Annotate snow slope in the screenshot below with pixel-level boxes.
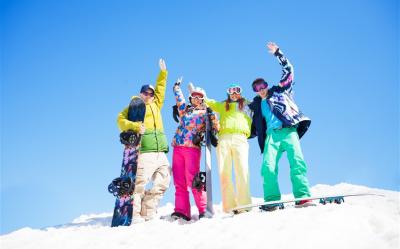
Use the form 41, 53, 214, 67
1, 183, 399, 249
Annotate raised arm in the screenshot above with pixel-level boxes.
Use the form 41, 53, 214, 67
154, 58, 168, 108
205, 98, 223, 114
267, 42, 294, 88
173, 77, 187, 117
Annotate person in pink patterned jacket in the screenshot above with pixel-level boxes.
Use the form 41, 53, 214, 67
170, 78, 219, 221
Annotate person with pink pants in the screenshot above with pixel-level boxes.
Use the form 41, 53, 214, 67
170, 79, 219, 221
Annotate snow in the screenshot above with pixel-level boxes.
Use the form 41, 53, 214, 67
1, 183, 399, 249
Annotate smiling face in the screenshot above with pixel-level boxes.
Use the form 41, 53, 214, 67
190, 92, 204, 107
253, 82, 268, 98
227, 85, 242, 101
140, 90, 154, 104
229, 92, 241, 101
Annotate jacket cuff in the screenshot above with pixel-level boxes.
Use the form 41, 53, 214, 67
274, 48, 283, 57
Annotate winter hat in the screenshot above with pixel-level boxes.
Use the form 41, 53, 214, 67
140, 84, 155, 93
188, 82, 206, 97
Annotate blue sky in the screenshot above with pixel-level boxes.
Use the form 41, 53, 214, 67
1, 0, 398, 234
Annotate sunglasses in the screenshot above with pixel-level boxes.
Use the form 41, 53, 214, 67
142, 91, 154, 97
227, 87, 242, 95
253, 83, 268, 92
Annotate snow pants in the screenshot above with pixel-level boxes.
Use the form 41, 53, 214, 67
216, 134, 251, 212
262, 127, 311, 201
172, 146, 206, 218
132, 152, 171, 220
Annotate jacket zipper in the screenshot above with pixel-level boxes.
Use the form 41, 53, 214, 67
149, 105, 159, 152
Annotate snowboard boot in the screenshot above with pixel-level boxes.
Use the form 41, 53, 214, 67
259, 203, 284, 212
295, 199, 316, 208
233, 209, 251, 215
198, 210, 213, 219
170, 212, 191, 221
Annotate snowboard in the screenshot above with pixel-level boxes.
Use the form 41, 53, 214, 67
231, 193, 384, 214
110, 97, 146, 227
204, 109, 214, 215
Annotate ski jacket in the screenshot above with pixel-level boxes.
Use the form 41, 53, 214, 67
249, 49, 311, 153
117, 70, 169, 153
172, 86, 219, 149
205, 98, 252, 138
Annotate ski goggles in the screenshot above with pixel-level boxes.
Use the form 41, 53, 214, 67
190, 93, 204, 100
227, 86, 242, 95
253, 82, 268, 92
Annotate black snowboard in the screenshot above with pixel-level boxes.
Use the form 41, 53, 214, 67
110, 97, 145, 227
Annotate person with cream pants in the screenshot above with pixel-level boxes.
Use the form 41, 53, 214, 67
205, 84, 252, 213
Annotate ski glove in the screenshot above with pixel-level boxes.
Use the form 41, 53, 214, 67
172, 105, 179, 123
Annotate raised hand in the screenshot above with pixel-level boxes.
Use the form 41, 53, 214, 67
174, 76, 183, 90
267, 42, 279, 54
159, 58, 167, 71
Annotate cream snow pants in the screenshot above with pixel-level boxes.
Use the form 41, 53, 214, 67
132, 152, 171, 220
216, 134, 251, 212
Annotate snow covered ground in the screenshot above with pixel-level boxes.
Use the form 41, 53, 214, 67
1, 183, 399, 249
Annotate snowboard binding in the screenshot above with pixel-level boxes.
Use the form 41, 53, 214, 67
259, 203, 285, 212
192, 172, 206, 191
319, 196, 345, 205
108, 176, 135, 197
119, 130, 141, 146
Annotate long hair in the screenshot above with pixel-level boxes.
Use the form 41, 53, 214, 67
225, 96, 245, 111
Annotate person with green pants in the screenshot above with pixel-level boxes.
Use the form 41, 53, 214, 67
249, 42, 313, 211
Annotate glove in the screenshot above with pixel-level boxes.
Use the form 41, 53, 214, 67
172, 105, 180, 123
210, 131, 219, 147
173, 76, 183, 90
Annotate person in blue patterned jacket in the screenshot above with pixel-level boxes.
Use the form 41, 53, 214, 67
249, 42, 313, 210
170, 79, 219, 221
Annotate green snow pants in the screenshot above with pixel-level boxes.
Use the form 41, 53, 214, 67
261, 127, 311, 202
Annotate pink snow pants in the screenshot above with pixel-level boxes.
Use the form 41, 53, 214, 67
172, 146, 206, 218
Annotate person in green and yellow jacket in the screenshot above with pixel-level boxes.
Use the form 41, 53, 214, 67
205, 84, 252, 213
117, 59, 171, 223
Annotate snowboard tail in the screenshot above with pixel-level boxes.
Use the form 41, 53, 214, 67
111, 145, 140, 227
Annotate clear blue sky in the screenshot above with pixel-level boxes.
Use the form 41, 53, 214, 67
1, 0, 398, 234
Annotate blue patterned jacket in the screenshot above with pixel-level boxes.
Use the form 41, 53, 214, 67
249, 48, 311, 153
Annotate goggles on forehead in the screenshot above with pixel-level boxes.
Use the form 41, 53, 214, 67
227, 86, 242, 95
253, 82, 268, 92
